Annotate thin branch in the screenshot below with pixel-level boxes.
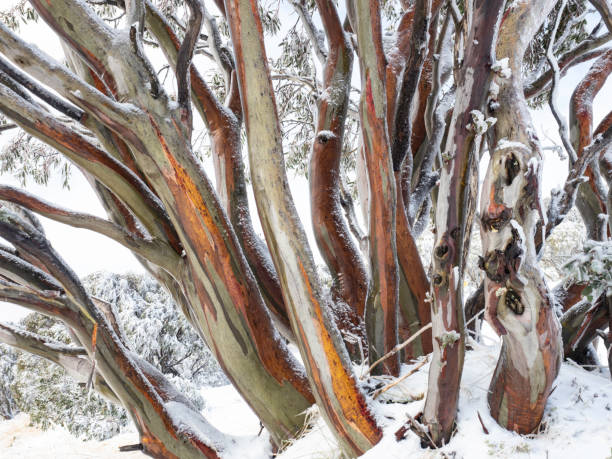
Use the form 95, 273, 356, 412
0, 56, 84, 121
125, 0, 145, 33
0, 20, 131, 126
525, 33, 612, 99
289, 0, 328, 65
176, 0, 204, 126
202, 4, 234, 88
0, 245, 63, 292
569, 47, 612, 237
372, 356, 429, 400
0, 83, 177, 251
589, 0, 612, 34
0, 185, 180, 272
0, 321, 87, 359
363, 322, 433, 377
546, 0, 579, 164
0, 123, 16, 132
0, 278, 69, 317
143, 0, 230, 131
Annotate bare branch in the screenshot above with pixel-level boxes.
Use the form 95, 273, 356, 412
0, 56, 84, 121
589, 0, 612, 34
202, 4, 234, 89
143, 0, 230, 131
569, 47, 612, 238
0, 83, 177, 250
546, 0, 579, 164
0, 20, 131, 125
290, 0, 328, 65
176, 0, 204, 127
0, 321, 86, 359
525, 33, 612, 99
0, 185, 180, 273
0, 245, 62, 292
0, 278, 68, 318
125, 0, 145, 33
545, 123, 612, 240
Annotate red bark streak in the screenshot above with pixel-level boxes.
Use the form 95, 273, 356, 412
295, 261, 382, 453
363, 68, 400, 377
148, 115, 313, 402
31, 1, 118, 95
571, 49, 612, 213
395, 172, 432, 358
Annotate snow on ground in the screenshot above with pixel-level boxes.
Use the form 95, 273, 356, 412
1, 340, 610, 458
278, 337, 612, 459
199, 384, 272, 459
0, 413, 141, 458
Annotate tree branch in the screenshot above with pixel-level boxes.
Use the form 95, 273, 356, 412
0, 55, 84, 121
589, 0, 612, 35
524, 33, 612, 99
546, 0, 579, 164
290, 0, 328, 65
0, 245, 62, 292
176, 0, 204, 128
0, 185, 180, 273
0, 83, 178, 251
0, 20, 131, 126
569, 47, 612, 238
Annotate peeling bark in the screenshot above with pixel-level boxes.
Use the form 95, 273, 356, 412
422, 0, 506, 446
224, 0, 381, 455
480, 0, 562, 435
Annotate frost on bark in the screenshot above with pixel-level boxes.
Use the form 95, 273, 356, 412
421, 0, 505, 446
0, 0, 610, 457
224, 0, 381, 455
480, 0, 562, 434
569, 48, 612, 239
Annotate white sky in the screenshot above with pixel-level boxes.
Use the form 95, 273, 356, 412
0, 3, 610, 323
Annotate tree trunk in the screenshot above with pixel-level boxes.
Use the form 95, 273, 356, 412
480, 0, 562, 434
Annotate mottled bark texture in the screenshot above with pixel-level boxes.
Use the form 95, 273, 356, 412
0, 0, 610, 457
480, 0, 562, 435
422, 0, 506, 446
308, 0, 369, 360
224, 0, 381, 455
352, 0, 401, 377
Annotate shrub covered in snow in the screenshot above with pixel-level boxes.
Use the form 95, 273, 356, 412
563, 239, 612, 303
0, 313, 128, 440
0, 272, 227, 440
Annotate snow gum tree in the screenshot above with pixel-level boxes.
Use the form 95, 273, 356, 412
0, 0, 610, 457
